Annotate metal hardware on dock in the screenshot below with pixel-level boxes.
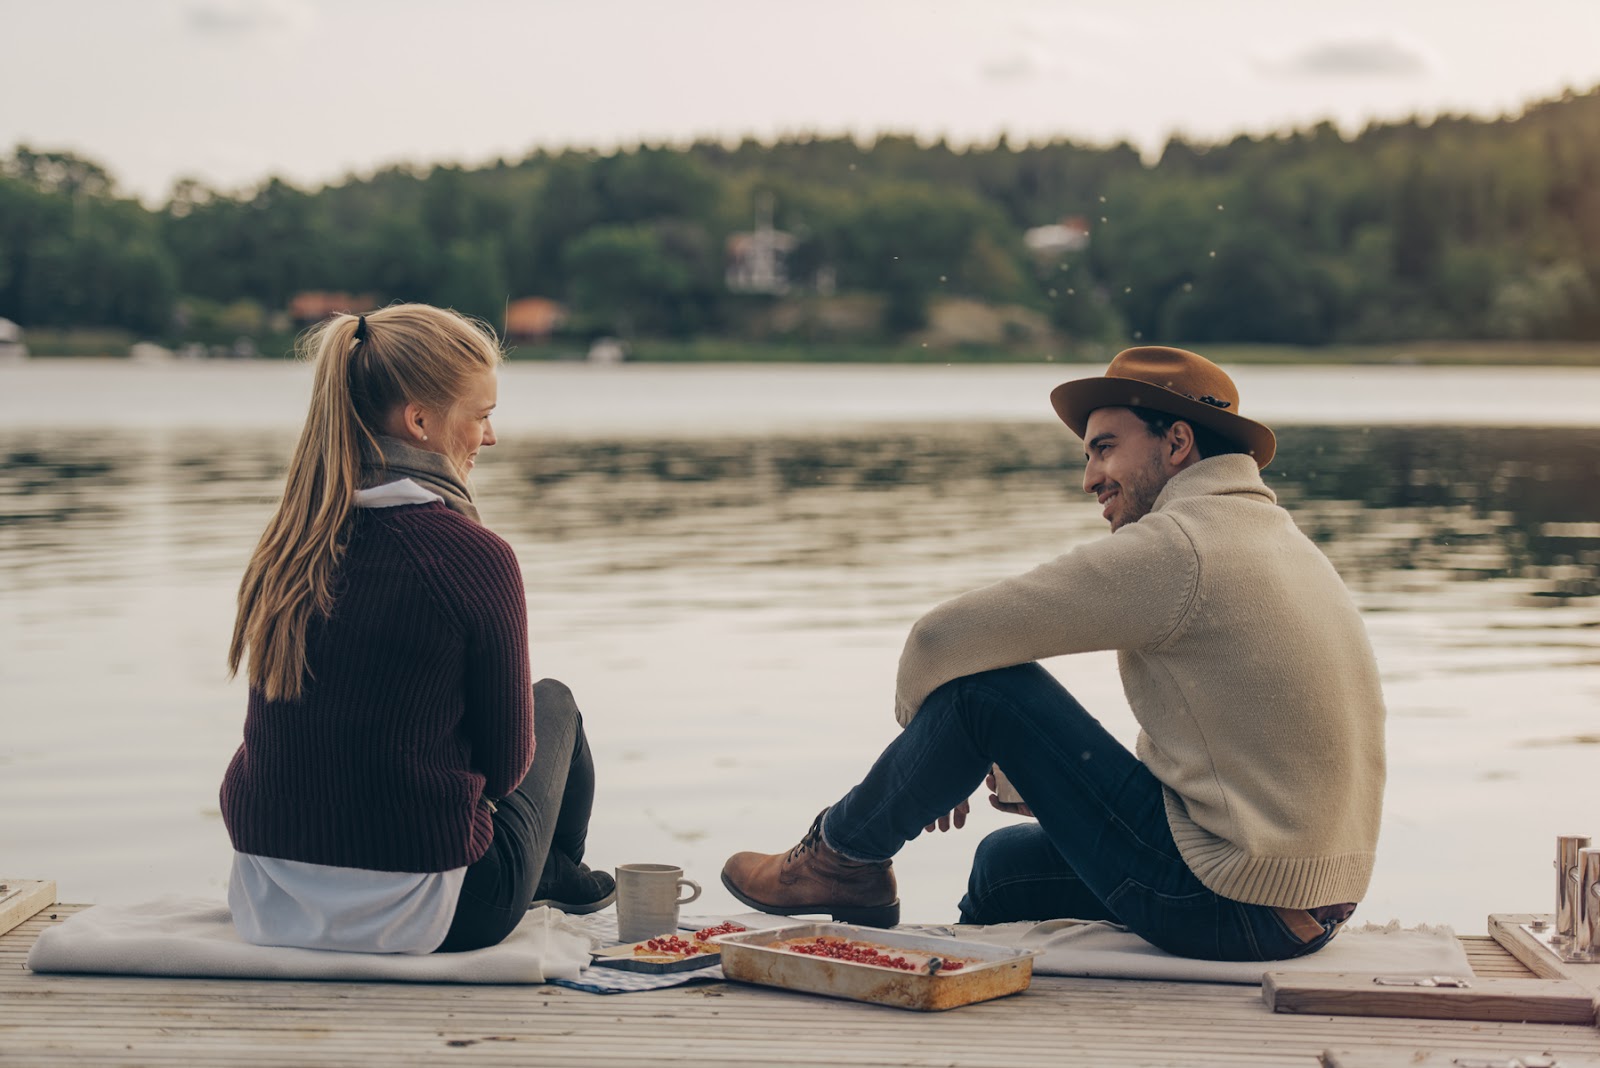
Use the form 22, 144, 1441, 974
1525, 833, 1600, 963
1371, 974, 1471, 988
1576, 847, 1600, 959
1553, 834, 1590, 944
1517, 920, 1596, 965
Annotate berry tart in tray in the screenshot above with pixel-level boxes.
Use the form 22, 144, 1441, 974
590, 921, 749, 974
715, 922, 1037, 1010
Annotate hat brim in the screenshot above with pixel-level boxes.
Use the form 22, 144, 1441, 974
1050, 376, 1277, 469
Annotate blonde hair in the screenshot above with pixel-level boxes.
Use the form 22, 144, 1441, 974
228, 303, 503, 702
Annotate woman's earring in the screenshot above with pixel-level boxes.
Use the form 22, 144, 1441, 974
422, 434, 429, 441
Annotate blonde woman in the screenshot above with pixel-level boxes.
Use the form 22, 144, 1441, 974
221, 304, 611, 954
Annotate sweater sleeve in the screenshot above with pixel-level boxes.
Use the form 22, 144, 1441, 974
893, 516, 1199, 725
452, 527, 536, 799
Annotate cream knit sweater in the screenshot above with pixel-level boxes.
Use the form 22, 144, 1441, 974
894, 454, 1386, 909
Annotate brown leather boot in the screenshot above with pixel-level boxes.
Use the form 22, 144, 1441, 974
720, 809, 900, 927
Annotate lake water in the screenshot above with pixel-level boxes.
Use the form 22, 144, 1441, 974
2, 359, 1598, 933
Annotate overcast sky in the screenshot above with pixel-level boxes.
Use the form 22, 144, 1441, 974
6, 0, 1600, 203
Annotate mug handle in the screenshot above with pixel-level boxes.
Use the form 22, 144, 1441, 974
676, 878, 702, 906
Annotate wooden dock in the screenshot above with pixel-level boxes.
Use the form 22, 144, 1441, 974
4, 902, 1599, 1068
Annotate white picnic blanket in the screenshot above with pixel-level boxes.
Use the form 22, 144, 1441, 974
25, 901, 1471, 989
939, 918, 1472, 984
681, 913, 1472, 986
25, 897, 593, 984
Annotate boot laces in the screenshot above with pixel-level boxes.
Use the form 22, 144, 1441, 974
786, 812, 827, 862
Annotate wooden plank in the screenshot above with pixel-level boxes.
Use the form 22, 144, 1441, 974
1465, 935, 1540, 979
6, 904, 1600, 1068
1491, 913, 1600, 1002
1323, 1051, 1600, 1068
0, 879, 55, 938
1265, 971, 1596, 1025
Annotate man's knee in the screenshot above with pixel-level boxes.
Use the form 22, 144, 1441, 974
931, 663, 1059, 728
970, 823, 1040, 873
951, 663, 1051, 689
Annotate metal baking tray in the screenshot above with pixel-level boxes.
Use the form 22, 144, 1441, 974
713, 922, 1037, 1011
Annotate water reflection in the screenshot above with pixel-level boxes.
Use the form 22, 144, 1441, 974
1278, 426, 1600, 603
510, 425, 1600, 608
3, 424, 1598, 608
0, 432, 291, 594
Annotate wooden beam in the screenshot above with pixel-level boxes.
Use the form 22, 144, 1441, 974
0, 879, 55, 938
1489, 913, 1600, 1004
1265, 970, 1595, 1025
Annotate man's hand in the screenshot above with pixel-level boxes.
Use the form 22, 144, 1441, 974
925, 799, 970, 833
986, 771, 1035, 819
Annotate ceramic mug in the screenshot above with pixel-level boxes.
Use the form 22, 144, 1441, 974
615, 863, 702, 942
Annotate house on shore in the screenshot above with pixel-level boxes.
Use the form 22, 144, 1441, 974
0, 318, 28, 361
504, 297, 569, 342
1023, 215, 1092, 259
726, 195, 798, 296
288, 291, 377, 327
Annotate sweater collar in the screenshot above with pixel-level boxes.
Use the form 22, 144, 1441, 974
1151, 453, 1276, 514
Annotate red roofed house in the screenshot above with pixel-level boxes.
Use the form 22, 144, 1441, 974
504, 297, 569, 341
288, 291, 378, 326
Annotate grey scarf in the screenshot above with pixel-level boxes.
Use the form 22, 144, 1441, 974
358, 434, 481, 524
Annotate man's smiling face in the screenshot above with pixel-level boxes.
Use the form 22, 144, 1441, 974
1080, 407, 1182, 531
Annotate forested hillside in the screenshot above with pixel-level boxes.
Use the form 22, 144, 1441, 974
3, 85, 1598, 348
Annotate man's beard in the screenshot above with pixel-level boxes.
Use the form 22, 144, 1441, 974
1110, 453, 1168, 530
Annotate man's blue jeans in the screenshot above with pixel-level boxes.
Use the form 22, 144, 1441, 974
821, 664, 1343, 961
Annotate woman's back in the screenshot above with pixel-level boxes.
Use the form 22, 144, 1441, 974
221, 500, 533, 874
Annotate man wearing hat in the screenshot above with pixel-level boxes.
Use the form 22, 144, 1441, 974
722, 346, 1386, 960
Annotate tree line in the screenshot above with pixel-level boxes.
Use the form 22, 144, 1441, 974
3, 84, 1599, 348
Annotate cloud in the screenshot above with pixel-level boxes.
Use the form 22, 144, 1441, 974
1006, 4, 1137, 45
980, 51, 1041, 84
975, 5, 1136, 87
184, 0, 312, 35
1267, 37, 1433, 78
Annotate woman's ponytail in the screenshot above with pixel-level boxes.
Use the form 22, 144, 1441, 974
228, 314, 368, 702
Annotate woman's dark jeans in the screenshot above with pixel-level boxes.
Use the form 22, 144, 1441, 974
437, 678, 595, 953
822, 664, 1343, 962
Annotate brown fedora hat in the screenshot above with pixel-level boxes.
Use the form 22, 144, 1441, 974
1050, 346, 1276, 468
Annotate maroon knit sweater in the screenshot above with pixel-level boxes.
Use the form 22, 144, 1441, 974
220, 502, 535, 873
